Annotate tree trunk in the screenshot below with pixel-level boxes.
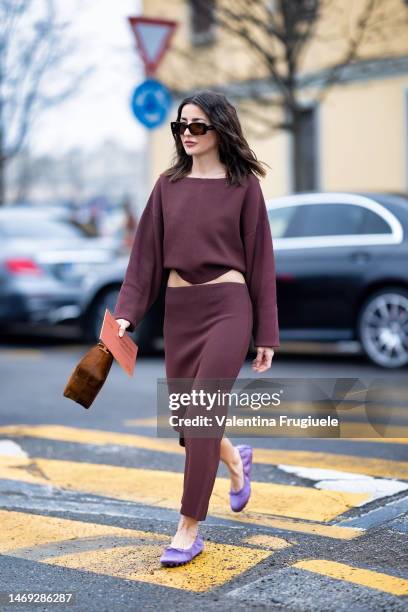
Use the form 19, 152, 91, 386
292, 112, 302, 193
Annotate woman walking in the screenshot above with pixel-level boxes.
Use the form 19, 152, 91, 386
113, 90, 280, 567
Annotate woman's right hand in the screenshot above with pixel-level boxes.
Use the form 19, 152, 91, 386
116, 319, 131, 338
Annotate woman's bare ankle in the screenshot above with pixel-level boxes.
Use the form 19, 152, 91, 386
178, 514, 198, 530
228, 447, 242, 472
229, 447, 244, 491
170, 515, 199, 548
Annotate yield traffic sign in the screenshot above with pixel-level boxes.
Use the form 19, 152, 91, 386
128, 16, 178, 76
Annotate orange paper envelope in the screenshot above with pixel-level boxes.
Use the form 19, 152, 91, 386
99, 308, 138, 377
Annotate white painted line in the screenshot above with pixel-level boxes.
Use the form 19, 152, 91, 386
278, 464, 408, 504
0, 440, 28, 457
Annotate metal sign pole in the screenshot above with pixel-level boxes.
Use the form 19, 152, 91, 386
126, 15, 178, 187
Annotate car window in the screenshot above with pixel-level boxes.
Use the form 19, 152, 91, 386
267, 206, 298, 238
284, 203, 366, 237
360, 208, 391, 234
0, 218, 88, 239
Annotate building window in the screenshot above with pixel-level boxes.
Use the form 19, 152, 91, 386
189, 0, 216, 47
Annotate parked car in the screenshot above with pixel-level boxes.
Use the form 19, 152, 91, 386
81, 191, 408, 368
266, 191, 408, 368
0, 208, 122, 331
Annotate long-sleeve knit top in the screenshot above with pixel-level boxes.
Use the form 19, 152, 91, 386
113, 172, 280, 348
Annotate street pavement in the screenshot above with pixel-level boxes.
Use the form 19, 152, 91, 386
0, 336, 407, 611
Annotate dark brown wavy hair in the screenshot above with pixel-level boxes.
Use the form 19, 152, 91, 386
162, 90, 270, 187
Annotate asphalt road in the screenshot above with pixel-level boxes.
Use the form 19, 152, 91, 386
0, 331, 407, 611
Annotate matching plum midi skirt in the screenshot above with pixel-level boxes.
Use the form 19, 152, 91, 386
163, 281, 253, 521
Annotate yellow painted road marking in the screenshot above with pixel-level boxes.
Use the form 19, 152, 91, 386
0, 424, 184, 455
253, 449, 408, 480
47, 542, 270, 592
294, 559, 408, 597
2, 423, 407, 453
125, 417, 161, 427
0, 510, 270, 593
348, 437, 408, 444
0, 453, 362, 540
0, 509, 166, 554
0, 454, 368, 523
205, 510, 362, 539
32, 458, 370, 522
0, 455, 45, 484
1, 424, 407, 478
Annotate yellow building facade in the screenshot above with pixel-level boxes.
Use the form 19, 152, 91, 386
143, 0, 408, 198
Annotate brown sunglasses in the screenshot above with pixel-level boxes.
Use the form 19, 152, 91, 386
170, 121, 216, 137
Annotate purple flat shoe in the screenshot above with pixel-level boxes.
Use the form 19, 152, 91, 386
229, 444, 253, 512
160, 534, 204, 567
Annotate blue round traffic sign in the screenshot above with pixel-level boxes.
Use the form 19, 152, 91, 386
131, 79, 172, 129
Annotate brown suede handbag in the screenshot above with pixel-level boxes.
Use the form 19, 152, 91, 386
63, 341, 114, 409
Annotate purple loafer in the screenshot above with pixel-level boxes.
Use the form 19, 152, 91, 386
229, 444, 253, 512
160, 534, 204, 567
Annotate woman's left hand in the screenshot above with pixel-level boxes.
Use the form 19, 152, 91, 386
252, 347, 275, 372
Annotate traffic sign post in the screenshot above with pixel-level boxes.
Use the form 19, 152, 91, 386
127, 16, 178, 129
126, 15, 178, 196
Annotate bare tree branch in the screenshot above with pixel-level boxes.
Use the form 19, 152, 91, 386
167, 0, 408, 191
313, 0, 380, 106
0, 0, 93, 203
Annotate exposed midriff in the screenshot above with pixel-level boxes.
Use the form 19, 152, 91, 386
167, 268, 245, 287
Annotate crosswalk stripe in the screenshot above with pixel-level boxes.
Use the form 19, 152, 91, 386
0, 454, 367, 535
0, 455, 41, 484
4, 508, 402, 596
2, 424, 404, 538
0, 424, 184, 455
293, 559, 408, 597
344, 437, 408, 444
252, 448, 408, 480
0, 424, 407, 478
0, 509, 270, 593
125, 417, 161, 426
2, 423, 408, 450
6, 454, 371, 522
205, 510, 362, 539
0, 472, 360, 540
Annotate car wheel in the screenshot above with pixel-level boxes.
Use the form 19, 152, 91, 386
357, 287, 408, 368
